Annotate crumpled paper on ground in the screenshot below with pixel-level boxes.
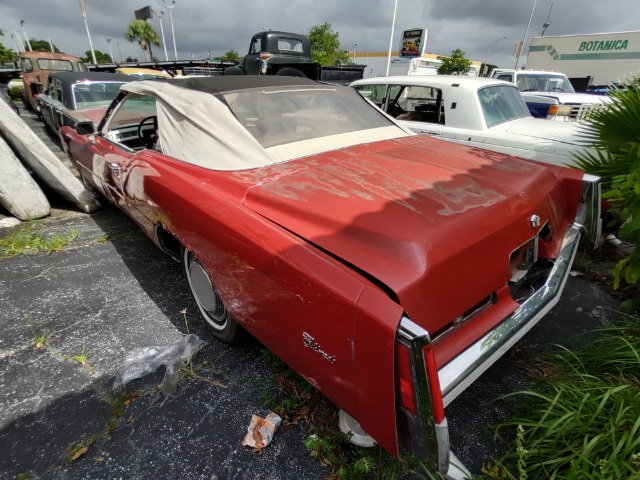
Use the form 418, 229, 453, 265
113, 334, 206, 397
242, 412, 282, 449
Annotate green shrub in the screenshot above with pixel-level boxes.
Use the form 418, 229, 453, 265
573, 79, 640, 301
494, 329, 640, 479
9, 85, 23, 101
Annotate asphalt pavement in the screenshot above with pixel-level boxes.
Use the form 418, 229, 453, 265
0, 106, 623, 479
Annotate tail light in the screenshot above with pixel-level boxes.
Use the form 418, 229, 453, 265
396, 342, 417, 415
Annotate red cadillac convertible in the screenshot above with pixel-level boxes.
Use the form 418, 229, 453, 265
61, 76, 600, 478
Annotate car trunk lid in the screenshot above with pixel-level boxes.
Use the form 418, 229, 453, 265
243, 135, 577, 336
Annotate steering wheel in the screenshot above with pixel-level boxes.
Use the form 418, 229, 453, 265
136, 116, 158, 149
386, 99, 405, 118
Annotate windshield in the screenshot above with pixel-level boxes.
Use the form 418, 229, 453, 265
478, 85, 531, 127
516, 73, 575, 93
72, 82, 125, 109
223, 86, 394, 148
37, 59, 73, 72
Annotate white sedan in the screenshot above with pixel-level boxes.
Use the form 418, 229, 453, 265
351, 75, 595, 167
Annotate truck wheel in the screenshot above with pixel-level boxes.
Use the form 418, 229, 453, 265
224, 66, 245, 75
276, 68, 307, 78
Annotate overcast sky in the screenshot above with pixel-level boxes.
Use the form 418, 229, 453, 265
1, 0, 639, 68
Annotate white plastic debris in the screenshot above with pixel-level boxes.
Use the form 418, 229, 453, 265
242, 412, 282, 449
605, 234, 622, 247
113, 334, 206, 397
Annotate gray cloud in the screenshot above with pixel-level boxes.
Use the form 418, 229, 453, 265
0, 0, 637, 68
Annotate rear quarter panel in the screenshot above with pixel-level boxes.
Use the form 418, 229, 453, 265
118, 153, 398, 422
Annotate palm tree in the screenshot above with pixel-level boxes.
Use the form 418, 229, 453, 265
124, 20, 160, 62
573, 80, 640, 295
573, 82, 640, 191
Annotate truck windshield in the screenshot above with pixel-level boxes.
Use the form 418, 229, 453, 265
517, 73, 575, 93
479, 85, 531, 127
37, 59, 74, 71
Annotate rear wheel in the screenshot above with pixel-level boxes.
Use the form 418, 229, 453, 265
181, 246, 246, 344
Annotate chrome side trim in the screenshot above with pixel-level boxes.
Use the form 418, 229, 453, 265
576, 173, 602, 249
439, 223, 581, 406
397, 317, 450, 473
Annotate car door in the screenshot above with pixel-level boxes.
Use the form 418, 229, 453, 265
102, 93, 159, 207
243, 35, 262, 75
74, 92, 156, 208
390, 84, 444, 137
39, 76, 56, 130
50, 78, 66, 131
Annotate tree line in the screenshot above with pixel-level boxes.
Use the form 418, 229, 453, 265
2, 22, 472, 73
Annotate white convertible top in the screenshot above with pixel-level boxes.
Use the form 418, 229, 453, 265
123, 80, 271, 171
122, 79, 408, 171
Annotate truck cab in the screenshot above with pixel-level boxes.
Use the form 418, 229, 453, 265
491, 68, 609, 121
19, 51, 88, 114
241, 31, 320, 78
229, 31, 364, 85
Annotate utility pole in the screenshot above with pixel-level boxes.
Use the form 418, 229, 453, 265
20, 20, 32, 51
162, 0, 178, 60
515, 0, 537, 69
385, 0, 398, 76
107, 38, 115, 63
153, 9, 169, 61
541, 3, 553, 36
11, 33, 22, 53
79, 0, 97, 64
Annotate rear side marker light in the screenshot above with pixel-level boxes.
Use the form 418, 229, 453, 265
424, 345, 445, 424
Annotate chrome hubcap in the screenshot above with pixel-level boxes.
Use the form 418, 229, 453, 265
189, 260, 217, 313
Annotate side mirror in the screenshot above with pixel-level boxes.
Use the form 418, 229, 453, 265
75, 121, 96, 136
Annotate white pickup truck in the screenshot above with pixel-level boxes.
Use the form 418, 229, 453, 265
490, 69, 609, 121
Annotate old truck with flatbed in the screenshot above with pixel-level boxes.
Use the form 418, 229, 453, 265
226, 31, 365, 85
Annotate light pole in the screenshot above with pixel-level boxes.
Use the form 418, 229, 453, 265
485, 36, 507, 66
162, 0, 178, 60
20, 20, 32, 51
352, 43, 357, 63
48, 38, 54, 52
385, 0, 398, 76
117, 42, 123, 62
11, 33, 21, 53
79, 0, 97, 64
153, 9, 169, 61
515, 0, 537, 69
107, 38, 115, 63
13, 31, 24, 52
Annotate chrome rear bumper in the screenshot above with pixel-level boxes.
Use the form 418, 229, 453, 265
439, 222, 581, 405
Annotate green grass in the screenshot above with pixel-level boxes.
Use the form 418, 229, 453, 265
72, 348, 89, 366
492, 323, 640, 479
0, 223, 79, 259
